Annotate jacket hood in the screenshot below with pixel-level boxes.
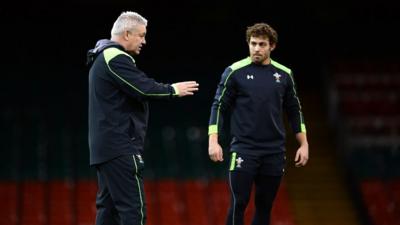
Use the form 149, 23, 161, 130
87, 39, 123, 66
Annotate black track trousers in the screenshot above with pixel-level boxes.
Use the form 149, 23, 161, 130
226, 171, 282, 225
95, 154, 146, 225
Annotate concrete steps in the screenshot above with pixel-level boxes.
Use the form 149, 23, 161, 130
283, 91, 362, 225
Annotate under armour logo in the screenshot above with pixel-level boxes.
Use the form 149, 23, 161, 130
247, 74, 254, 80
236, 157, 244, 168
273, 73, 281, 83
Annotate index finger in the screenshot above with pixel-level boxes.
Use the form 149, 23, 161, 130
184, 81, 199, 85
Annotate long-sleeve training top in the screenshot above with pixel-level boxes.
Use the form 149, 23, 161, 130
87, 39, 177, 165
208, 57, 306, 156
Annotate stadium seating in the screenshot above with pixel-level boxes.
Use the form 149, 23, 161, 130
388, 180, 400, 218
207, 179, 230, 225
360, 180, 400, 225
331, 61, 400, 225
48, 180, 74, 225
156, 179, 186, 225
144, 180, 158, 225
20, 181, 46, 225
0, 182, 18, 225
182, 180, 210, 225
0, 179, 296, 225
75, 180, 97, 225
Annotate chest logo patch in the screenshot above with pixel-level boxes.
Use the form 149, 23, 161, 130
136, 154, 144, 164
236, 157, 244, 168
246, 74, 254, 80
273, 73, 281, 83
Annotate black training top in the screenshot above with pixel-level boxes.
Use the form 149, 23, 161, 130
87, 39, 177, 165
208, 57, 306, 155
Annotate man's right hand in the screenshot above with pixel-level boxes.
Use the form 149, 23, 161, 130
172, 81, 199, 97
208, 134, 223, 162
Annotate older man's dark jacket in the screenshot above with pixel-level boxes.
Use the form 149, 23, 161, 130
87, 39, 177, 165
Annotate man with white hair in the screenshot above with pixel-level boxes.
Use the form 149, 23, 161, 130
87, 11, 199, 225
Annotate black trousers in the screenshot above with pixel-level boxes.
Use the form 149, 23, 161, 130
95, 154, 146, 225
226, 152, 283, 225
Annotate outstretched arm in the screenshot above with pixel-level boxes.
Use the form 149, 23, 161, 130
106, 50, 198, 100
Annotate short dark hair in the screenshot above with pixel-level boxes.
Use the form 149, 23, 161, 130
246, 23, 278, 45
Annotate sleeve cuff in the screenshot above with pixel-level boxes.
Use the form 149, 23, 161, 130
301, 123, 306, 133
171, 84, 179, 96
208, 125, 218, 135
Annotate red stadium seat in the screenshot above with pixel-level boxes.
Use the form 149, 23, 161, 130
182, 180, 210, 225
360, 180, 399, 225
156, 180, 185, 225
144, 180, 159, 225
207, 180, 230, 225
0, 182, 18, 225
20, 181, 46, 225
75, 180, 97, 225
48, 180, 74, 225
388, 180, 400, 223
271, 182, 296, 225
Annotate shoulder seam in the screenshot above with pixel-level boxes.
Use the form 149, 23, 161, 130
229, 57, 252, 72
103, 47, 135, 64
271, 59, 291, 74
